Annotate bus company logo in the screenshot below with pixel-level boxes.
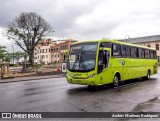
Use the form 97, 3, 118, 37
2, 113, 11, 118
119, 60, 125, 65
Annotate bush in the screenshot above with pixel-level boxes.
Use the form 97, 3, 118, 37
14, 64, 21, 67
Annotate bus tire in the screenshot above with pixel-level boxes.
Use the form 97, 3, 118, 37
113, 74, 120, 87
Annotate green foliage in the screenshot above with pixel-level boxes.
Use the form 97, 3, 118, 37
33, 64, 43, 68
13, 64, 21, 67
9, 51, 25, 63
40, 60, 45, 65
0, 45, 10, 61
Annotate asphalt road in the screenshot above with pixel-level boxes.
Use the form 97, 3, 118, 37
0, 68, 160, 113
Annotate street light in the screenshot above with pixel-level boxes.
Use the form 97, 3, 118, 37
125, 35, 130, 43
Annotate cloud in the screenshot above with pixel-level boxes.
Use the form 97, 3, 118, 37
1, 0, 160, 42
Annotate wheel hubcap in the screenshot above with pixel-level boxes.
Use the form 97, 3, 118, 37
114, 76, 119, 86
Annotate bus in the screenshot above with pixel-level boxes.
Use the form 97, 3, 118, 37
66, 39, 158, 87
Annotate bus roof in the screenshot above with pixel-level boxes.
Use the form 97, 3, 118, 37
73, 39, 156, 50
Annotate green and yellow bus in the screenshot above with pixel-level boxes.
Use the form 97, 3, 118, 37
66, 39, 158, 87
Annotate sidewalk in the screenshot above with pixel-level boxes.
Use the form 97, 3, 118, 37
0, 74, 66, 84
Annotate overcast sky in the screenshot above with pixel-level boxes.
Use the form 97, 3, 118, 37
1, 0, 160, 52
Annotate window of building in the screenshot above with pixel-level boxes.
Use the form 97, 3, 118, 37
147, 45, 150, 47
112, 44, 121, 57
155, 44, 159, 50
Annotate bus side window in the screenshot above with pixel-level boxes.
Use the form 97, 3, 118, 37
126, 46, 131, 57
121, 45, 130, 58
150, 50, 154, 59
112, 44, 121, 57
138, 48, 145, 58
121, 45, 126, 57
145, 50, 150, 59
153, 51, 157, 59
131, 47, 136, 58
135, 47, 139, 58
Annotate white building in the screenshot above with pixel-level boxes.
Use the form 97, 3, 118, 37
34, 38, 56, 64
34, 38, 77, 64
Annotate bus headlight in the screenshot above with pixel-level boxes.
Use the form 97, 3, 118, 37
87, 73, 96, 78
67, 73, 71, 77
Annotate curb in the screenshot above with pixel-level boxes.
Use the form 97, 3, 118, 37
0, 75, 66, 84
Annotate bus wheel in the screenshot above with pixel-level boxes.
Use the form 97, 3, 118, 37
113, 74, 120, 87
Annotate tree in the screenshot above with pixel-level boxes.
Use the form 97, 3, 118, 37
9, 51, 25, 64
14, 51, 25, 63
0, 45, 9, 61
5, 12, 53, 66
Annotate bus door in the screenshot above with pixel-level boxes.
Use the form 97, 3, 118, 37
97, 48, 110, 84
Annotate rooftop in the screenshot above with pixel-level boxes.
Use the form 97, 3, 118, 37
120, 35, 160, 43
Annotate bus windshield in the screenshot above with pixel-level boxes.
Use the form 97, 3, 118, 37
68, 42, 98, 72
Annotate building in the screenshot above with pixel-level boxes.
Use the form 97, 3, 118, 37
120, 35, 160, 64
34, 38, 77, 64
51, 39, 77, 63
34, 38, 56, 64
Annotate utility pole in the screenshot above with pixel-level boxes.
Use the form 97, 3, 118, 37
12, 44, 15, 74
125, 35, 130, 43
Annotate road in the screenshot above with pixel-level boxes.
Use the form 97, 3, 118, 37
0, 69, 160, 113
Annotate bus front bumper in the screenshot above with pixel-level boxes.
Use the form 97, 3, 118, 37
66, 75, 97, 85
